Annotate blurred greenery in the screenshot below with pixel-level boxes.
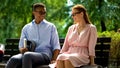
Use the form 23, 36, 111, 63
0, 0, 120, 44
98, 31, 120, 59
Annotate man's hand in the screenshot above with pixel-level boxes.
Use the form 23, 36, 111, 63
50, 60, 56, 64
51, 49, 60, 63
19, 48, 28, 54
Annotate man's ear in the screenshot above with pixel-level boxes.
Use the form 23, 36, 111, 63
32, 11, 35, 15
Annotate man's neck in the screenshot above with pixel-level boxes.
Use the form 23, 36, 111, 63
35, 19, 43, 24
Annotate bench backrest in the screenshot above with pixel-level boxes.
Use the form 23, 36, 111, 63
4, 38, 19, 61
95, 37, 111, 67
4, 37, 111, 67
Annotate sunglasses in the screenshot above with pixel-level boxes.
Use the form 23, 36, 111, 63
71, 12, 81, 17
35, 11, 46, 15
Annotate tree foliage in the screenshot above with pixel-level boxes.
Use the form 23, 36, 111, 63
70, 0, 120, 31
0, 0, 68, 43
0, 0, 120, 43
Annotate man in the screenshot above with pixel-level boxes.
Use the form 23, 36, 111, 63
6, 3, 60, 68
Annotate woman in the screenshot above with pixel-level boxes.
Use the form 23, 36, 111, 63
56, 4, 97, 68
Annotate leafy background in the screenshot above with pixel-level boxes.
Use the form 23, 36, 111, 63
0, 0, 120, 43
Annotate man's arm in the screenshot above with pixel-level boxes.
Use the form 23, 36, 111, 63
51, 49, 60, 63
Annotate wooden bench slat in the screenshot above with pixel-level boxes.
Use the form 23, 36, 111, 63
95, 51, 109, 58
5, 45, 18, 49
6, 38, 19, 43
95, 58, 109, 67
5, 50, 19, 55
97, 37, 111, 43
95, 44, 110, 50
59, 38, 64, 43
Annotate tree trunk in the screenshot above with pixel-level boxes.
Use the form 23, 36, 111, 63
101, 20, 106, 32
99, 0, 106, 32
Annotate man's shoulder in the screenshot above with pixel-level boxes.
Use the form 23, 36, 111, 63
43, 20, 55, 26
23, 22, 33, 29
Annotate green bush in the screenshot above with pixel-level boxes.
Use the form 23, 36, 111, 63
98, 31, 120, 59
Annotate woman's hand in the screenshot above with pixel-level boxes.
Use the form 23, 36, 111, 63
90, 63, 96, 66
89, 56, 96, 66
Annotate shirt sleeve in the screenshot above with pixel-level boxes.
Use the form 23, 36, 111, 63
19, 25, 27, 49
88, 25, 97, 56
51, 25, 61, 51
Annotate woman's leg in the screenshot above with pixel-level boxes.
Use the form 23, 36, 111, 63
64, 60, 74, 68
56, 60, 65, 68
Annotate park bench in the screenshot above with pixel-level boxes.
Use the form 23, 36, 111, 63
0, 37, 111, 68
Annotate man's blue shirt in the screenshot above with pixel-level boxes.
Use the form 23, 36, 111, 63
19, 19, 60, 59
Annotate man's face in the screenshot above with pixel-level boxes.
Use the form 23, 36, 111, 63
33, 7, 46, 21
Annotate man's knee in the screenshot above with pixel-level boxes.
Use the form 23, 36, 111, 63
8, 54, 22, 63
8, 56, 20, 63
23, 52, 33, 61
23, 52, 32, 58
6, 56, 22, 68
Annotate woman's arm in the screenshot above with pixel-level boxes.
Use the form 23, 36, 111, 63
89, 56, 95, 65
88, 25, 97, 65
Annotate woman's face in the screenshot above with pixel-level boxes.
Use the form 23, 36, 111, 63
71, 9, 83, 23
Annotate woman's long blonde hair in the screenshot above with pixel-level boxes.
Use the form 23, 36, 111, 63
72, 4, 91, 24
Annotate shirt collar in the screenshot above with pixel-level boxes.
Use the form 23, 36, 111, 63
32, 19, 46, 25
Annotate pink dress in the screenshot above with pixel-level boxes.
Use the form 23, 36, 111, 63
57, 24, 97, 67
